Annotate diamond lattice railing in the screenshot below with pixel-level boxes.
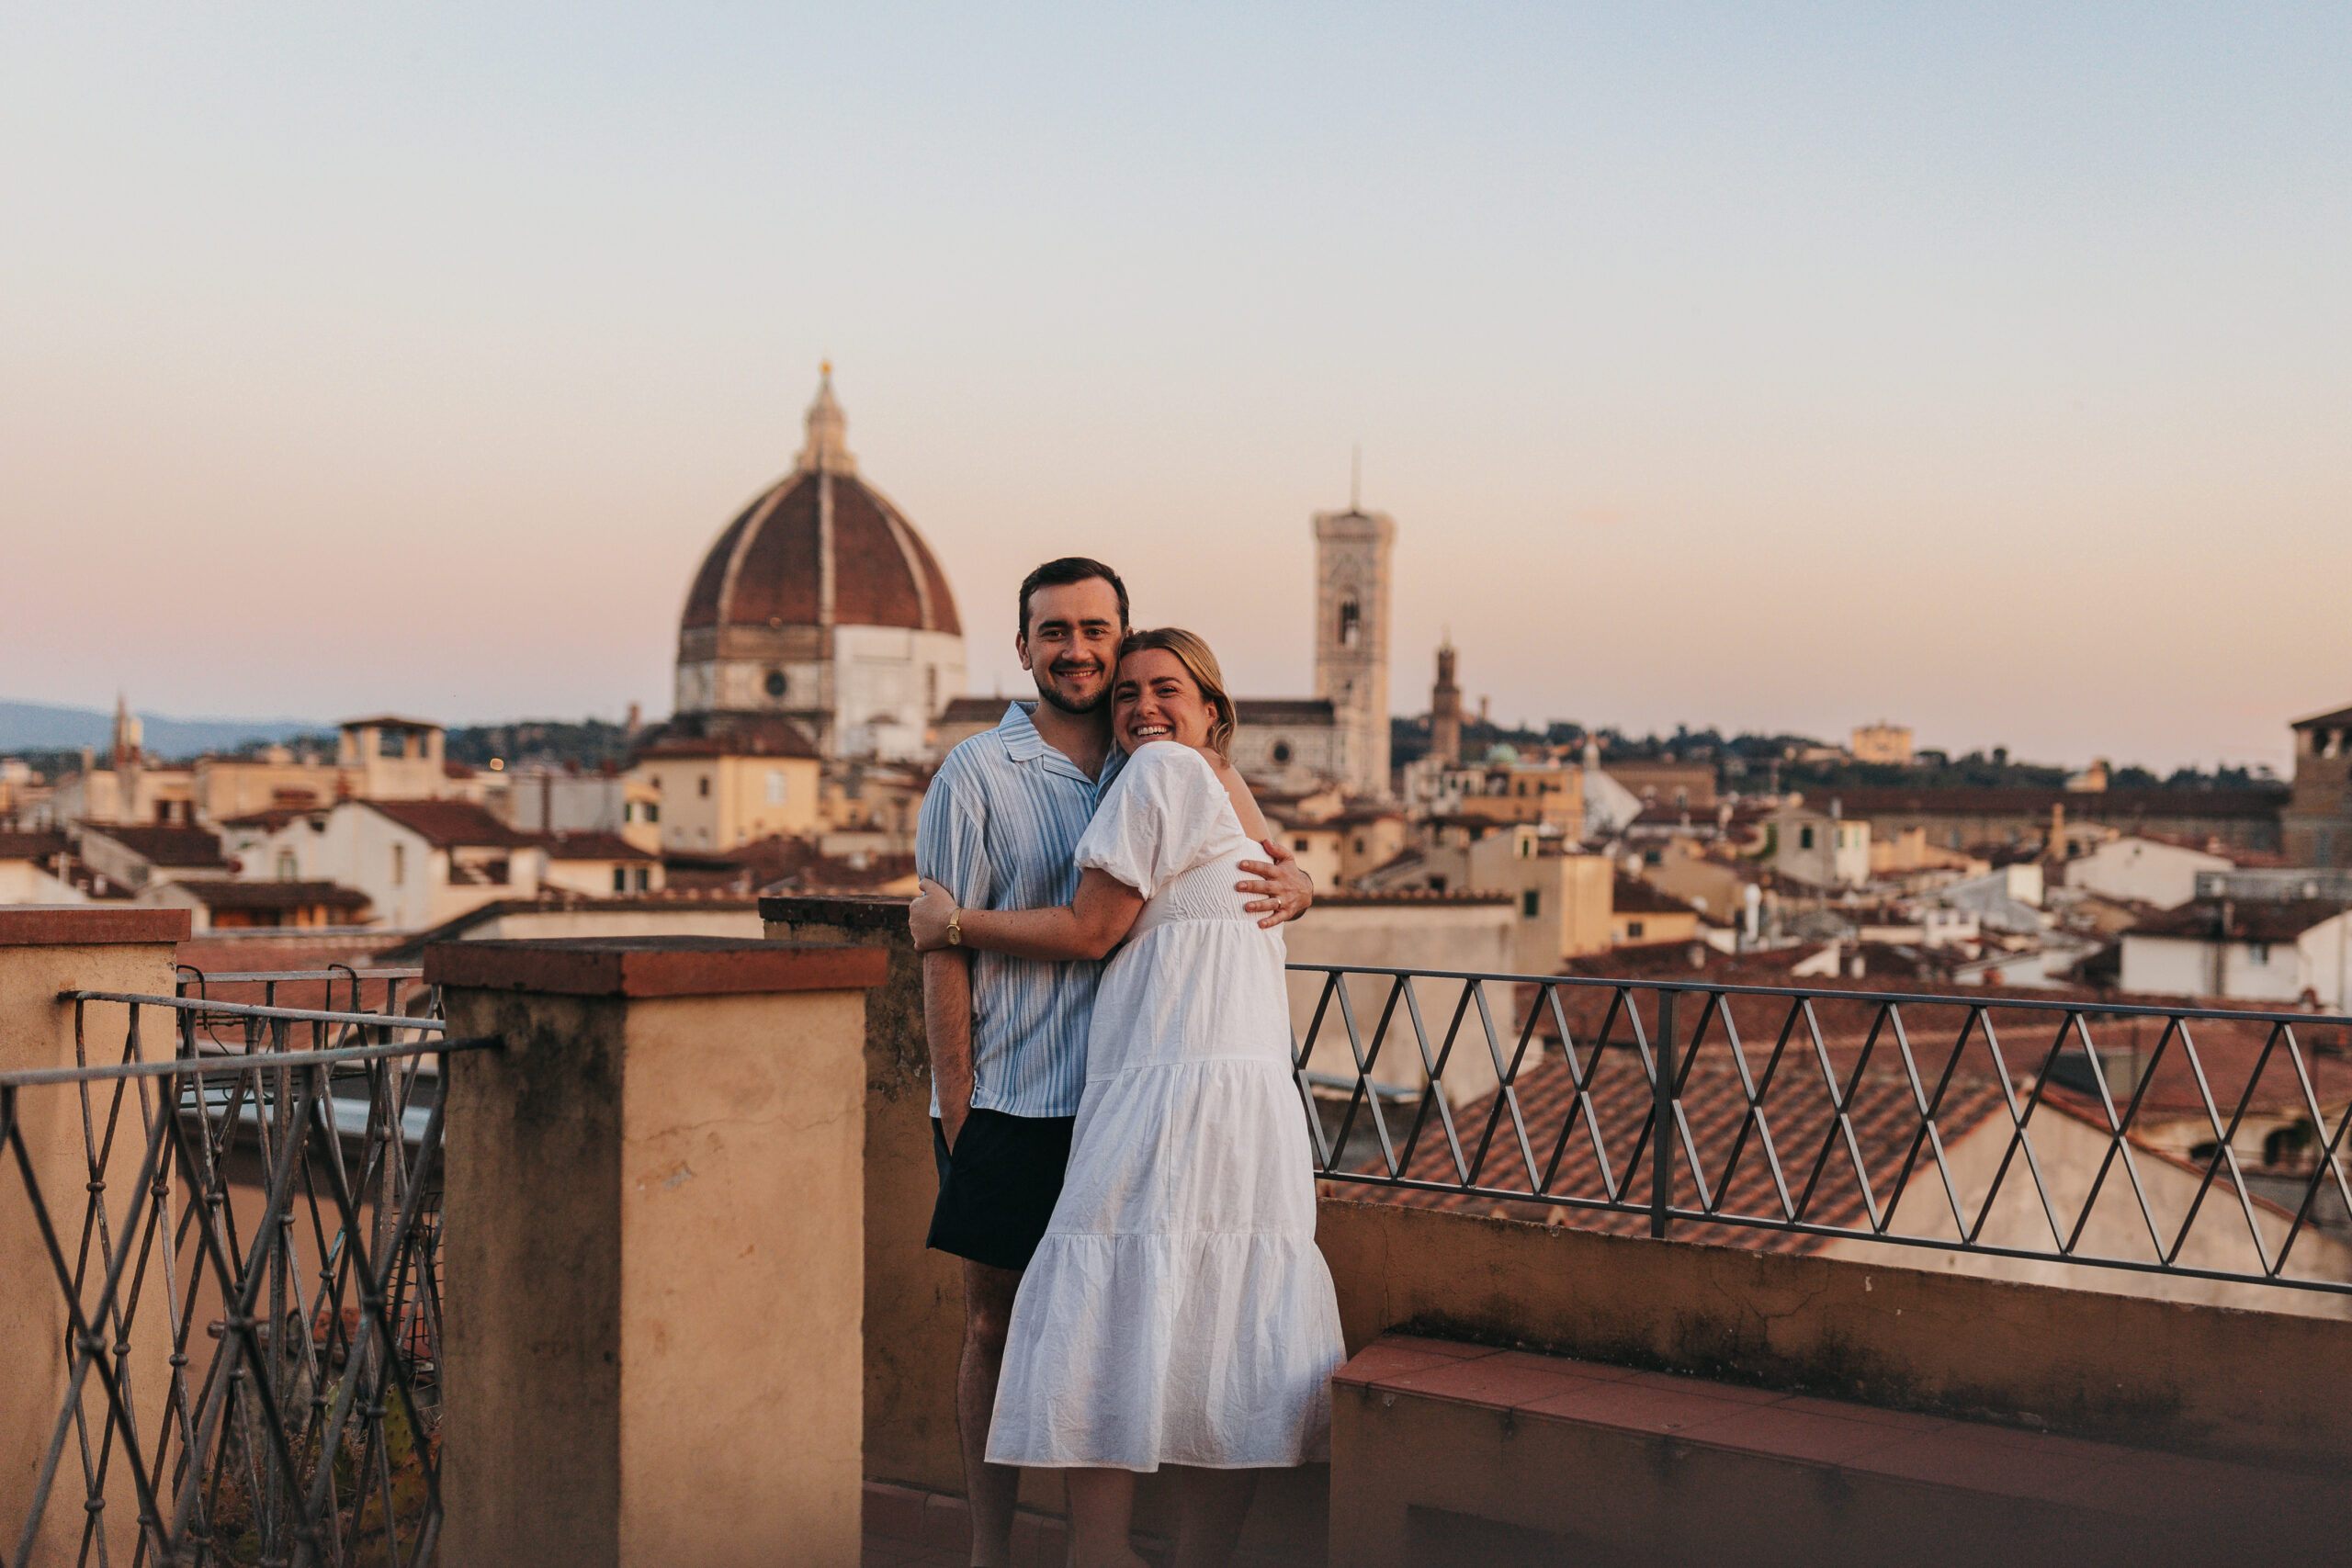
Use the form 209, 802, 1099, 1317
1291, 965, 2352, 1295
2, 969, 496, 1568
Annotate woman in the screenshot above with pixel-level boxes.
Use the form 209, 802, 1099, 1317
909, 628, 1344, 1568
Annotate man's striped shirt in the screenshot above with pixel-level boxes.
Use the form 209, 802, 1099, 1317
915, 702, 1126, 1119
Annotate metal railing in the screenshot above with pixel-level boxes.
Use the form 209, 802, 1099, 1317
1289, 964, 2352, 1297
3, 970, 497, 1567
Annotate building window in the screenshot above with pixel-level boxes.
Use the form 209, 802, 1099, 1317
766, 770, 788, 806
275, 850, 297, 881
765, 670, 788, 699
1338, 598, 1361, 649
1272, 740, 1293, 765
390, 844, 404, 886
698, 777, 711, 798
622, 802, 634, 822
1799, 826, 1815, 851
1429, 875, 1448, 893
1353, 837, 1366, 853
1294, 839, 1310, 852
613, 868, 628, 893
634, 867, 651, 892
645, 803, 660, 823
2249, 942, 2270, 966
1522, 890, 1542, 919
1627, 920, 1645, 939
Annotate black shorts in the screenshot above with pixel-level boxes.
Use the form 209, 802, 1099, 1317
928, 1108, 1077, 1273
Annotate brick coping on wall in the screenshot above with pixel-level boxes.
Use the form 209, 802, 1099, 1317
758, 894, 910, 931
423, 935, 888, 998
0, 907, 191, 946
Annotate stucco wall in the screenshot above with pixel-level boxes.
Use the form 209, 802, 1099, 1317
1315, 1198, 2352, 1472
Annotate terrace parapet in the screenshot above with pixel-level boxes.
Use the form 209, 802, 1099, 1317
429, 934, 887, 1568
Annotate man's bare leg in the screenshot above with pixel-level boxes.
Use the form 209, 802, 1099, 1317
1170, 1467, 1259, 1568
959, 1258, 1023, 1567
1065, 1468, 1147, 1567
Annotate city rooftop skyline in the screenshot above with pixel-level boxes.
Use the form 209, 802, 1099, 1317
3, 6, 2346, 772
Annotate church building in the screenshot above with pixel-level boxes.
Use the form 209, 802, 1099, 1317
1227, 502, 1396, 800
668, 367, 966, 762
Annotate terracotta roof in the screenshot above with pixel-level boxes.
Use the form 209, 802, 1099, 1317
1235, 699, 1336, 726
679, 468, 961, 637
82, 824, 229, 867
175, 880, 371, 911
939, 696, 1012, 724
539, 831, 658, 862
633, 714, 822, 761
358, 799, 531, 849
217, 807, 322, 832
2127, 899, 2346, 944
2290, 703, 2352, 731
2122, 830, 2285, 867
0, 830, 68, 860
1612, 874, 1698, 916
1831, 787, 2284, 820
1371, 1043, 2009, 1247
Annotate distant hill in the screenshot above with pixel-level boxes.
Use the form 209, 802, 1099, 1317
0, 699, 325, 760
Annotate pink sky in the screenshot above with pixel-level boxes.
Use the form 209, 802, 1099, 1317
3, 8, 2344, 772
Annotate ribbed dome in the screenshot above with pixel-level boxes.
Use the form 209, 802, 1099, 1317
680, 369, 962, 638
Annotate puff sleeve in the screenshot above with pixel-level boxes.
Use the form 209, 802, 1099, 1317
1074, 743, 1238, 899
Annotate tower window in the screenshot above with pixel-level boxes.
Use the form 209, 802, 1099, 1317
765, 670, 788, 699
1339, 598, 1361, 649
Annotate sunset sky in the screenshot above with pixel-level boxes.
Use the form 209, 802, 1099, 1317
3, 6, 2345, 771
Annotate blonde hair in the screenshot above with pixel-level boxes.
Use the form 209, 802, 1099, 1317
1116, 627, 1236, 758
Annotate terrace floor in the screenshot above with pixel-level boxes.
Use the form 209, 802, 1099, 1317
863, 1479, 1309, 1567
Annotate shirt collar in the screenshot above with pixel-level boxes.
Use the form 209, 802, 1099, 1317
997, 701, 1118, 789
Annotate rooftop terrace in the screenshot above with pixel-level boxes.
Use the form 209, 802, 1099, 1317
3, 898, 2346, 1564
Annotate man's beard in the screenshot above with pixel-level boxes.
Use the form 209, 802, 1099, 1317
1035, 666, 1109, 716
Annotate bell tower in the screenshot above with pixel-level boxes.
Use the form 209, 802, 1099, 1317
1430, 637, 1462, 767
1312, 502, 1396, 798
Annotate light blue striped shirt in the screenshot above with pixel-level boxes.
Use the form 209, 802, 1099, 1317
916, 702, 1126, 1119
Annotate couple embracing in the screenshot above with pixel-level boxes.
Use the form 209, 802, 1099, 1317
913, 557, 1345, 1568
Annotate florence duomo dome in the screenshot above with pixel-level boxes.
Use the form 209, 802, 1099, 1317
672, 367, 966, 761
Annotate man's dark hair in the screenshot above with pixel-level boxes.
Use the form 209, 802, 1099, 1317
1017, 557, 1130, 639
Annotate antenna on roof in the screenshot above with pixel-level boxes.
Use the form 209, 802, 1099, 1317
1350, 445, 1362, 512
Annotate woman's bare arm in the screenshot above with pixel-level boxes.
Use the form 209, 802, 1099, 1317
908, 869, 1144, 961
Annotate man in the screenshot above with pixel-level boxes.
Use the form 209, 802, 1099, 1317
916, 557, 1312, 1567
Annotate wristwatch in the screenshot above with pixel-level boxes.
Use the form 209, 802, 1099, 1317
947, 908, 963, 947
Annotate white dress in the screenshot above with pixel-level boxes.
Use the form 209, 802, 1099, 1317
987, 741, 1346, 1471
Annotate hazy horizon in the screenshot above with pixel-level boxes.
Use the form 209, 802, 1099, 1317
5, 6, 2346, 773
